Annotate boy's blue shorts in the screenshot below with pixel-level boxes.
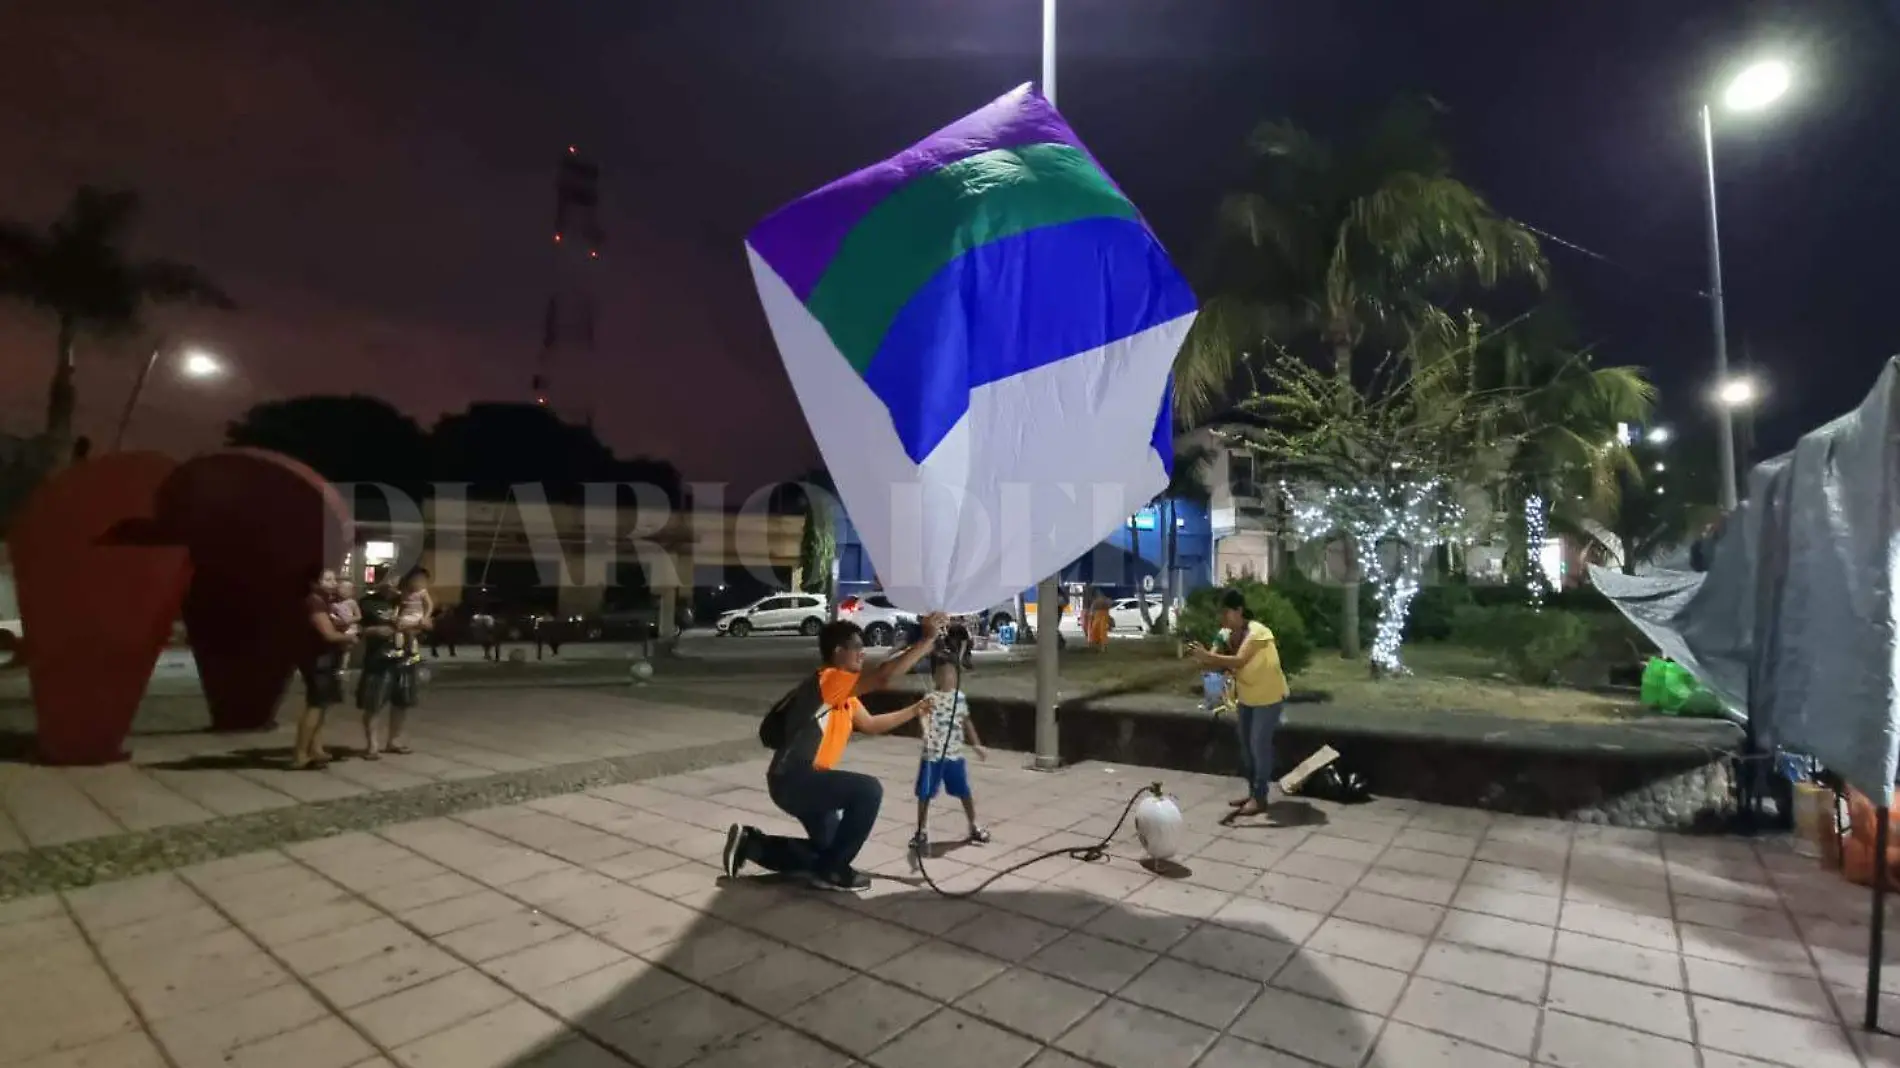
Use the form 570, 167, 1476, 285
916, 758, 971, 800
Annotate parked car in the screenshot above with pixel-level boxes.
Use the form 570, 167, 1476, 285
716, 593, 828, 637
837, 592, 921, 647
1108, 596, 1166, 632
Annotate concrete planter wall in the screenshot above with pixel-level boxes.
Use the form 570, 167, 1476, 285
866, 690, 1742, 832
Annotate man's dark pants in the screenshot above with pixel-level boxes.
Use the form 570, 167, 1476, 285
750, 768, 883, 875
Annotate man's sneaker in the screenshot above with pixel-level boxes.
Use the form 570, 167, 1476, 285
805, 866, 872, 893
968, 825, 992, 845
722, 824, 752, 879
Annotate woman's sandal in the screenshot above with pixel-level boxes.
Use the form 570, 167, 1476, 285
385, 744, 413, 755
361, 749, 381, 761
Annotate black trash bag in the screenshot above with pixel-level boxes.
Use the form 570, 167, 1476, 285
1302, 762, 1372, 804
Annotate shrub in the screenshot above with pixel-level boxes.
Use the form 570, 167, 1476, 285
1267, 570, 1374, 651
1404, 581, 1474, 643
1453, 605, 1593, 684
1179, 579, 1313, 677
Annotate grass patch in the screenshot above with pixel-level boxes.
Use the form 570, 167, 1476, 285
992, 639, 1646, 724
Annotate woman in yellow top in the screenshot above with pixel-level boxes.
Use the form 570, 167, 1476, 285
1188, 588, 1289, 819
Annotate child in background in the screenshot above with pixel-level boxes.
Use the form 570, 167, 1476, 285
394, 567, 434, 664
330, 580, 361, 642
909, 657, 989, 867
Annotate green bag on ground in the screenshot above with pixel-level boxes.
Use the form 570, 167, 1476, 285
1640, 657, 1723, 716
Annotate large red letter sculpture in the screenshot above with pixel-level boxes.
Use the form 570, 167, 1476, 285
160, 449, 350, 732
12, 452, 191, 764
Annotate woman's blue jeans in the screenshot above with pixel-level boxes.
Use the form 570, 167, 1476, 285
1235, 701, 1285, 803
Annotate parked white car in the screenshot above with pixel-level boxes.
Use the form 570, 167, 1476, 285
1109, 596, 1166, 631
716, 593, 828, 637
837, 592, 919, 646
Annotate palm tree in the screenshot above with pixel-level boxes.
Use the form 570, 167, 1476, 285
0, 187, 233, 464
1180, 96, 1547, 656
1469, 308, 1656, 577
1154, 441, 1213, 634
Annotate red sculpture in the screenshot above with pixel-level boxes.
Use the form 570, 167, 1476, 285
11, 447, 350, 762
161, 449, 350, 732
11, 452, 191, 765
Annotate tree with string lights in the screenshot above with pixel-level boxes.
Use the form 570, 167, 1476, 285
1220, 323, 1518, 676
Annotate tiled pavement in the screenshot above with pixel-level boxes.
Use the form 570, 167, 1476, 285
0, 734, 1893, 1068
0, 689, 756, 853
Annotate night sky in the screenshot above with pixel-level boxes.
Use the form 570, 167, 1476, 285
2, 0, 1896, 490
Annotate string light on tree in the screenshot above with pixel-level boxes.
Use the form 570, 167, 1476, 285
1281, 478, 1467, 675
1523, 494, 1550, 609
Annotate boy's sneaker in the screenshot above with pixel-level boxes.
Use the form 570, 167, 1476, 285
805, 866, 872, 893
722, 825, 754, 878
968, 825, 992, 845
908, 832, 928, 872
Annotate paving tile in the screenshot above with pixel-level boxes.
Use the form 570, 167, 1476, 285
12, 1031, 170, 1067
1416, 941, 1548, 1002
784, 973, 938, 1055
1253, 871, 1350, 913
392, 999, 570, 1068
344, 968, 516, 1048
1079, 904, 1199, 953
396, 890, 522, 937
1544, 966, 1691, 1040
1379, 846, 1471, 881
1463, 861, 1562, 896
1438, 910, 1555, 961
244, 900, 386, 949
1683, 955, 1834, 1018
1271, 948, 1408, 1016
1690, 995, 1861, 1068
1557, 901, 1677, 952
279, 918, 426, 976
1054, 998, 1219, 1068
1550, 929, 1682, 989
1118, 956, 1260, 1028
149, 983, 330, 1065
703, 944, 853, 1015
587, 894, 703, 955
1451, 885, 1562, 927
1392, 977, 1539, 1056
534, 955, 689, 1024
688, 1023, 852, 1068
0, 963, 141, 1062
803, 914, 928, 970
1166, 920, 1300, 982
1357, 869, 1457, 906
1209, 894, 1324, 943
484, 931, 629, 992
64, 873, 205, 932
1367, 1020, 1529, 1068
1306, 917, 1426, 971
110, 929, 293, 1021
1273, 852, 1370, 887
653, 920, 778, 981
1195, 1034, 1333, 1068
955, 967, 1107, 1042
873, 940, 1009, 1001
1332, 889, 1444, 938
868, 1007, 1039, 1068
1230, 987, 1380, 1068
437, 909, 573, 962
308, 943, 463, 1008
221, 1015, 376, 1068
1533, 1011, 1693, 1068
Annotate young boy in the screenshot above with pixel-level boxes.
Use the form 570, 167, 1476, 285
909, 657, 990, 867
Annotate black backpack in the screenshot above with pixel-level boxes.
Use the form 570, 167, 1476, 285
759, 673, 823, 750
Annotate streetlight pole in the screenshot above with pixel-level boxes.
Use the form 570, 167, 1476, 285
1698, 105, 1741, 512
1033, 0, 1062, 771
113, 340, 166, 451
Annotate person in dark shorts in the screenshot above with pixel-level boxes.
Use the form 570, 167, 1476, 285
293, 567, 356, 770
355, 568, 419, 759
723, 613, 945, 892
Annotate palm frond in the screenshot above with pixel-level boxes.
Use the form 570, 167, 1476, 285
133, 259, 235, 310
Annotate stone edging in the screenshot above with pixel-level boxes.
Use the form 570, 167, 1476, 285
0, 738, 760, 901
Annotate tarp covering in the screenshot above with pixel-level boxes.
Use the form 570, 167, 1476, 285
745, 84, 1194, 615
1591, 356, 1900, 803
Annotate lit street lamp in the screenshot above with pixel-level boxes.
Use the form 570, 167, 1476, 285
1701, 57, 1792, 511
114, 341, 229, 449
1645, 425, 1673, 445
1717, 376, 1760, 409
